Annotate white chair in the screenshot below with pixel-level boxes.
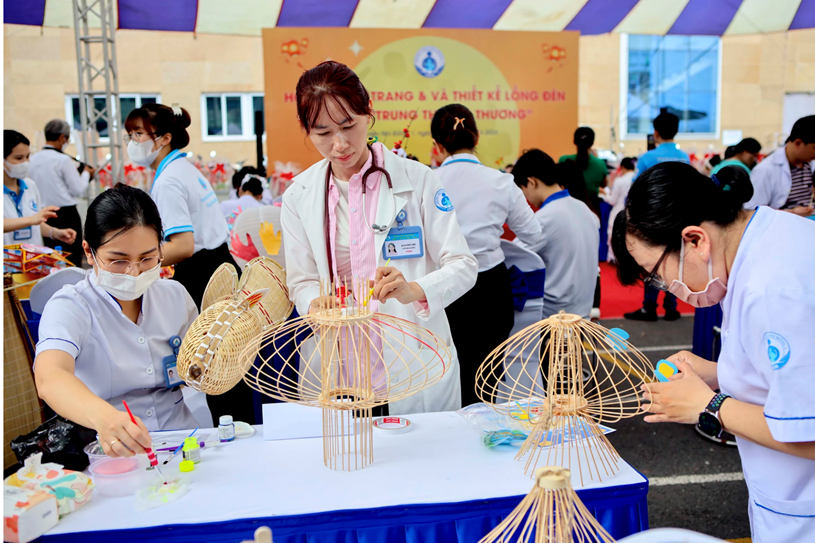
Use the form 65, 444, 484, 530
497, 240, 546, 399
230, 206, 285, 269
618, 528, 726, 543
29, 267, 87, 314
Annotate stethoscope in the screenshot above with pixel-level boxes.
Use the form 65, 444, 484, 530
323, 144, 396, 278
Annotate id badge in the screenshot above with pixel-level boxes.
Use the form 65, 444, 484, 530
383, 226, 424, 260
14, 227, 32, 241
163, 335, 184, 389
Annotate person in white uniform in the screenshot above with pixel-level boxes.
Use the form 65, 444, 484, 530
603, 157, 635, 263
431, 104, 540, 406
283, 61, 477, 415
124, 103, 251, 426
34, 185, 200, 459
745, 115, 815, 217
220, 175, 264, 219
27, 120, 94, 266
613, 163, 815, 543
230, 166, 274, 205
4, 130, 76, 247
512, 149, 600, 320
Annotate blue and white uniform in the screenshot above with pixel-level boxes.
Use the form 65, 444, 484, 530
3, 178, 44, 246
717, 207, 815, 543
149, 150, 236, 309
633, 143, 690, 181
150, 150, 229, 253
519, 190, 599, 318
35, 272, 200, 431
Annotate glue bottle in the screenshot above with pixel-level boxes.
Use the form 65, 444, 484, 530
182, 437, 201, 463
219, 415, 236, 442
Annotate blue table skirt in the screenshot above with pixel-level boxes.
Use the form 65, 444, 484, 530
40, 481, 648, 542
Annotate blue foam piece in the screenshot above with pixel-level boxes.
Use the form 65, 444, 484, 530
655, 359, 678, 382
607, 328, 630, 351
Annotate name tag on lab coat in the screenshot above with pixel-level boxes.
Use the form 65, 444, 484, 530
14, 227, 32, 241
383, 226, 424, 260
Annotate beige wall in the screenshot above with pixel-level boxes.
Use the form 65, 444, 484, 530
4, 25, 265, 163
5, 24, 815, 163
579, 29, 815, 158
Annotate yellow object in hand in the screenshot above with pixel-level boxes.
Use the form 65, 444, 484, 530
258, 222, 282, 255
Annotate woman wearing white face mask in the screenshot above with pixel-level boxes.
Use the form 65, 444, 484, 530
612, 163, 815, 543
3, 130, 76, 247
123, 103, 235, 309
34, 185, 200, 458
123, 103, 253, 426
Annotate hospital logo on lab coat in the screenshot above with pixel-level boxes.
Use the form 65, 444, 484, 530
414, 46, 445, 78
763, 332, 791, 370
434, 189, 454, 212
30, 201, 38, 212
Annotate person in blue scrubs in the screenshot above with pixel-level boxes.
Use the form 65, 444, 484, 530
612, 163, 815, 543
625, 110, 690, 322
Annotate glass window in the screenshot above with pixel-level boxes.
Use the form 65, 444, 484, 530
225, 96, 243, 136
206, 96, 223, 136
120, 97, 137, 125
626, 35, 719, 135
253, 96, 264, 135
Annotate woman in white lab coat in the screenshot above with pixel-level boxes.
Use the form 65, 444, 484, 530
603, 156, 634, 263
431, 104, 541, 406
612, 164, 815, 543
282, 61, 477, 414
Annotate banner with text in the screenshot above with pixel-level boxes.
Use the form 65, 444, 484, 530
263, 28, 579, 172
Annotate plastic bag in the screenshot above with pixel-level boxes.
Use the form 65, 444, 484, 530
456, 403, 533, 449
10, 416, 97, 472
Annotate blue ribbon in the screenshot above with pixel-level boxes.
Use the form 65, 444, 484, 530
508, 265, 545, 312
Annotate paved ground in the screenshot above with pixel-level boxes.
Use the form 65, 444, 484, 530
600, 316, 750, 541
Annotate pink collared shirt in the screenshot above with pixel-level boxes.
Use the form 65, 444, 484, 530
326, 143, 383, 286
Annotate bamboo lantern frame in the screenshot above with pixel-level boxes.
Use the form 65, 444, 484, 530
479, 466, 616, 543
476, 312, 654, 484
239, 277, 450, 471
202, 257, 293, 331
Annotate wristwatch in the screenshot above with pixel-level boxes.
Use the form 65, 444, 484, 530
698, 392, 731, 438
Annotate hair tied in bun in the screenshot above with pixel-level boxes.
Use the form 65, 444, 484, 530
710, 173, 732, 192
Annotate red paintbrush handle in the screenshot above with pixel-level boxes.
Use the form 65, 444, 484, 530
145, 448, 158, 467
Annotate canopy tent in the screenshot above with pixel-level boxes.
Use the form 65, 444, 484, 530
5, 0, 815, 36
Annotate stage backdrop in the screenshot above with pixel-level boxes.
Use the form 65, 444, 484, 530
263, 28, 578, 172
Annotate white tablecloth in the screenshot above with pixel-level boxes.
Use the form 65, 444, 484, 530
50, 411, 646, 536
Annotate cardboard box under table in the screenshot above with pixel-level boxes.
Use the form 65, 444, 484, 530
39, 412, 648, 542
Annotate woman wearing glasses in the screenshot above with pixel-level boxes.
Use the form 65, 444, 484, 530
123, 103, 252, 426
34, 185, 199, 458
123, 103, 235, 309
612, 163, 815, 543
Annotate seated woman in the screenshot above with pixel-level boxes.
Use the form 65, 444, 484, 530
34, 184, 199, 458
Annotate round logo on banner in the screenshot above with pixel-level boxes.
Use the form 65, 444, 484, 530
414, 46, 445, 78
764, 332, 791, 370
434, 189, 454, 212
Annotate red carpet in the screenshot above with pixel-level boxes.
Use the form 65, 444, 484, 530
599, 262, 694, 320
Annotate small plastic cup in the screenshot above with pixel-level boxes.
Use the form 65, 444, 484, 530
83, 440, 108, 465
88, 457, 145, 497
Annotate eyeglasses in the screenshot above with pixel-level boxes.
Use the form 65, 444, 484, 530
93, 251, 162, 275
123, 132, 155, 144
643, 246, 672, 291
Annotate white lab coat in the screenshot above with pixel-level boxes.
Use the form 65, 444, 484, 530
746, 147, 815, 210
717, 207, 815, 543
281, 149, 478, 414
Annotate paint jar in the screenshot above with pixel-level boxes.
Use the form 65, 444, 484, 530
182, 437, 201, 463
219, 415, 235, 442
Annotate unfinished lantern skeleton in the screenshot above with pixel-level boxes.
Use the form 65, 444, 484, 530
476, 312, 654, 484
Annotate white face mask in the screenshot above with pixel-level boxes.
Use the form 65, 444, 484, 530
128, 139, 162, 167
4, 159, 30, 180
95, 262, 161, 301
